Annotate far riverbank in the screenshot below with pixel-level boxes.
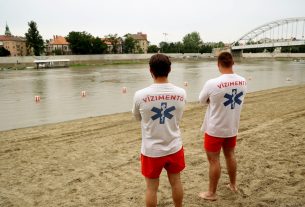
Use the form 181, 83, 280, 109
1, 53, 305, 69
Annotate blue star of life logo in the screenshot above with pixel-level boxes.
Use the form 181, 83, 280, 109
151, 102, 176, 124
223, 89, 244, 109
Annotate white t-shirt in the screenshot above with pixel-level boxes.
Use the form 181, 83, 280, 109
132, 83, 186, 157
199, 74, 247, 138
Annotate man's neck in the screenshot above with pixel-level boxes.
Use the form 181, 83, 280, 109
154, 77, 169, 84
221, 67, 234, 74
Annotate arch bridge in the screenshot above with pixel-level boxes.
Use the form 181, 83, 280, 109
231, 17, 305, 53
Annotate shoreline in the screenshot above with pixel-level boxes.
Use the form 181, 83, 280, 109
0, 84, 305, 206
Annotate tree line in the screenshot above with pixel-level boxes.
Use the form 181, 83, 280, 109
0, 21, 143, 56
147, 32, 225, 54
18, 21, 227, 56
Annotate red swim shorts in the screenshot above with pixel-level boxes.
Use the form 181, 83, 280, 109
204, 133, 237, 152
141, 147, 185, 179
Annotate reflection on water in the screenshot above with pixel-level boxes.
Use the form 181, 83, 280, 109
0, 59, 304, 131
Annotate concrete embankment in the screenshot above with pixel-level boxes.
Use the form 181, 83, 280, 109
0, 53, 214, 68
1, 53, 304, 68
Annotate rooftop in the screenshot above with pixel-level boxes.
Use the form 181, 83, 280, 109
0, 35, 26, 42
49, 35, 69, 45
130, 32, 147, 41
101, 38, 112, 45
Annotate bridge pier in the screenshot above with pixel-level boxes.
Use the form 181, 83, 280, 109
231, 49, 243, 58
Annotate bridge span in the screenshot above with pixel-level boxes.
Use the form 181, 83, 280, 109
230, 17, 305, 55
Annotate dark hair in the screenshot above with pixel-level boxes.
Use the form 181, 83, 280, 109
218, 52, 234, 68
149, 54, 171, 78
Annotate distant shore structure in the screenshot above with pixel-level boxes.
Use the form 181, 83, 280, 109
121, 87, 127, 94
81, 91, 87, 97
46, 35, 72, 55
130, 32, 148, 54
0, 23, 27, 56
34, 59, 70, 69
35, 96, 41, 102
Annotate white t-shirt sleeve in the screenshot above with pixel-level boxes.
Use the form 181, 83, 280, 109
183, 89, 187, 104
199, 81, 211, 104
178, 89, 187, 120
132, 92, 142, 121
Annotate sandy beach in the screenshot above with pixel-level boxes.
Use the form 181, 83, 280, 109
0, 84, 305, 207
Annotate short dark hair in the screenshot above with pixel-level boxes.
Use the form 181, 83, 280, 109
149, 54, 171, 78
218, 52, 234, 68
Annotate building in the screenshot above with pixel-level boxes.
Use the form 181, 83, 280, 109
46, 35, 71, 55
101, 37, 123, 54
0, 24, 27, 56
101, 38, 113, 53
130, 32, 148, 53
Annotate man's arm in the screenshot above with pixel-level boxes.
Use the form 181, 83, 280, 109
132, 93, 142, 121
199, 82, 210, 104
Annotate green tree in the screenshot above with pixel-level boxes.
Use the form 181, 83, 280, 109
175, 42, 184, 53
123, 34, 137, 53
159, 41, 169, 53
159, 41, 183, 53
182, 31, 203, 53
147, 45, 159, 53
0, 47, 11, 56
92, 37, 107, 54
199, 44, 213, 53
66, 31, 107, 54
281, 45, 305, 53
265, 47, 275, 53
215, 41, 225, 48
25, 21, 44, 56
136, 46, 144, 54
66, 31, 92, 54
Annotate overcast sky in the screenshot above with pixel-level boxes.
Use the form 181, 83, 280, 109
1, 0, 305, 44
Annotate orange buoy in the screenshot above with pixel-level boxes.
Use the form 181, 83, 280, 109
35, 96, 41, 102
81, 91, 86, 97
122, 87, 127, 94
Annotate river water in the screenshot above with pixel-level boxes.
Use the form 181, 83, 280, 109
0, 59, 305, 131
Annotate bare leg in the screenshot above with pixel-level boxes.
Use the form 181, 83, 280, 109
223, 147, 237, 192
167, 173, 183, 207
199, 151, 220, 201
145, 177, 159, 207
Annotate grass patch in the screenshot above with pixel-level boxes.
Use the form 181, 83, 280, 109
70, 60, 148, 68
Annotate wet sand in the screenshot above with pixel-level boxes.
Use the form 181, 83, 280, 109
0, 85, 305, 207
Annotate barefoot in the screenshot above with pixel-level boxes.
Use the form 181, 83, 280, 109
198, 192, 217, 201
226, 184, 238, 193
